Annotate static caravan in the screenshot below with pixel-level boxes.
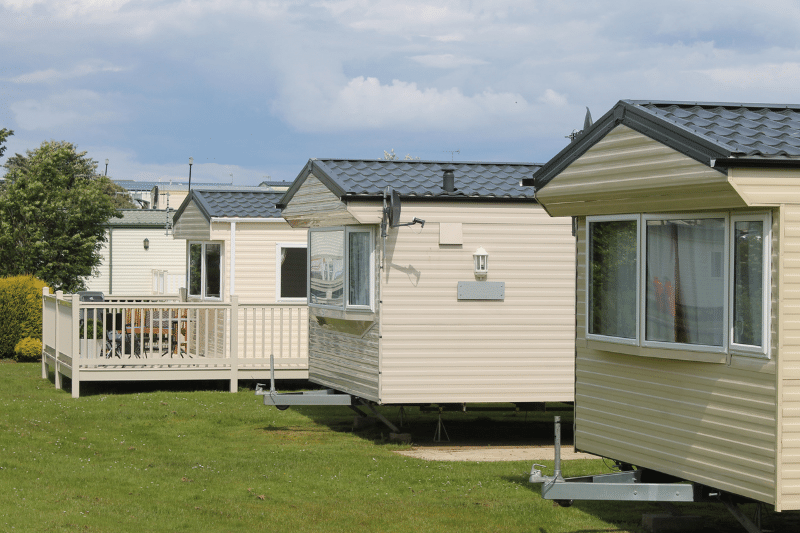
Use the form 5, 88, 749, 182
84, 209, 185, 295
173, 187, 309, 378
277, 159, 576, 406
530, 100, 800, 514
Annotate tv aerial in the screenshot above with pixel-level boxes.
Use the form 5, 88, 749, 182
380, 186, 425, 268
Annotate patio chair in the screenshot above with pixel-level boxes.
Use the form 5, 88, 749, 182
104, 312, 140, 358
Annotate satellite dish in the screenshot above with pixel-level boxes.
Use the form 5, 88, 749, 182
389, 189, 401, 228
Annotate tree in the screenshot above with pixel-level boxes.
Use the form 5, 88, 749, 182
98, 177, 137, 209
382, 149, 419, 161
0, 128, 12, 159
0, 140, 122, 292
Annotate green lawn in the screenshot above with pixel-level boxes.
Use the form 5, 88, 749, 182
1, 361, 796, 532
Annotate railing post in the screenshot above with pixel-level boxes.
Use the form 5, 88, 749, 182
229, 295, 239, 393
54, 291, 63, 390
71, 293, 80, 398
41, 287, 49, 379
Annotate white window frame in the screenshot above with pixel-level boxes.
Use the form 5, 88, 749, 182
308, 226, 374, 312
585, 214, 640, 346
729, 213, 771, 357
187, 241, 224, 301
585, 211, 771, 359
640, 213, 728, 354
275, 242, 308, 303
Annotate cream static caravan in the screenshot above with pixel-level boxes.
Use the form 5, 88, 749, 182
173, 187, 308, 379
531, 100, 800, 512
278, 159, 576, 406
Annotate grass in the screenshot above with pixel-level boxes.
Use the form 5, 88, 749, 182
2, 362, 799, 532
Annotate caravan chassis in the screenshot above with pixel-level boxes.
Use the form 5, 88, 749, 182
529, 417, 765, 533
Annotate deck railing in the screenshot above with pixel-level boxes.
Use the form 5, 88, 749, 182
41, 289, 308, 398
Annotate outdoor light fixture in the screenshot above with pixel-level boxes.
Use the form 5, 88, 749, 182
474, 247, 488, 279
143, 238, 150, 250
188, 157, 194, 191
104, 159, 109, 176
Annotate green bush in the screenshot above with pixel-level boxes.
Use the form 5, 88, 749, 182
0, 275, 48, 358
13, 337, 42, 362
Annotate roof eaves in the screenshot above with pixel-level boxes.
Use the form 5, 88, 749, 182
529, 100, 733, 189
277, 160, 314, 209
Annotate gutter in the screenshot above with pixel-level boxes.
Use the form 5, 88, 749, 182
711, 157, 800, 169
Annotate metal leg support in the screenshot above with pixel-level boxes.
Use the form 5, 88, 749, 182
433, 410, 449, 442
722, 499, 763, 533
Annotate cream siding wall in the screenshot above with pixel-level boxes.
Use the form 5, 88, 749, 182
193, 220, 309, 376
282, 174, 360, 228
379, 203, 575, 404
173, 203, 211, 240
208, 221, 307, 304
729, 168, 800, 206
84, 228, 186, 294
537, 125, 746, 217
308, 309, 381, 401
573, 216, 779, 506
780, 205, 800, 510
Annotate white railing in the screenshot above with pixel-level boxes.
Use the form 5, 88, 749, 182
41, 289, 308, 398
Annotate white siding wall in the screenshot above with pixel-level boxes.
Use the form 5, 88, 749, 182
84, 228, 186, 295
379, 203, 575, 404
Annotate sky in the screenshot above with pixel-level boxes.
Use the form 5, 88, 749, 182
2, 0, 800, 186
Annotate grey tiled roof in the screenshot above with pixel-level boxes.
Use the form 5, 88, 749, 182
631, 100, 800, 158
108, 209, 175, 227
307, 159, 540, 200
532, 99, 800, 189
184, 189, 284, 220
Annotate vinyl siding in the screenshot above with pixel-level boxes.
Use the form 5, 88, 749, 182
209, 221, 307, 304
282, 174, 360, 228
780, 205, 800, 510
573, 215, 779, 506
729, 168, 800, 206
201, 221, 309, 374
173, 203, 210, 240
308, 309, 380, 401
84, 228, 186, 295
379, 202, 575, 404
536, 125, 746, 217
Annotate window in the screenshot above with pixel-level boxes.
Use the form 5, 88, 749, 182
276, 243, 307, 301
586, 212, 770, 357
188, 242, 222, 299
309, 227, 373, 310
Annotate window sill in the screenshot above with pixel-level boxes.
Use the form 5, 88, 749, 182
586, 339, 727, 364
310, 305, 376, 322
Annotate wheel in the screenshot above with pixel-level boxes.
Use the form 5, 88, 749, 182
555, 500, 573, 508
276, 405, 290, 411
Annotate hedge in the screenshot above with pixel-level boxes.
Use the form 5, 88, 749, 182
0, 276, 49, 359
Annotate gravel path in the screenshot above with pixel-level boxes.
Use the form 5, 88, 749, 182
395, 445, 597, 462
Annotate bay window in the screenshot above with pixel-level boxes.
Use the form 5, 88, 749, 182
309, 227, 373, 310
586, 212, 770, 357
188, 242, 222, 299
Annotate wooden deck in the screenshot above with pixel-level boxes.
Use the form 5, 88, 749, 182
41, 290, 308, 397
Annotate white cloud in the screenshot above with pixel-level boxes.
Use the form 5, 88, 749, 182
276, 74, 538, 133
11, 61, 126, 84
10, 90, 126, 131
410, 54, 487, 69
698, 63, 800, 93
538, 89, 569, 107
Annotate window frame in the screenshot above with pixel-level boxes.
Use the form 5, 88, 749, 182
187, 241, 224, 301
307, 226, 375, 312
729, 213, 771, 357
640, 213, 728, 354
585, 211, 771, 359
275, 242, 308, 303
585, 214, 640, 346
